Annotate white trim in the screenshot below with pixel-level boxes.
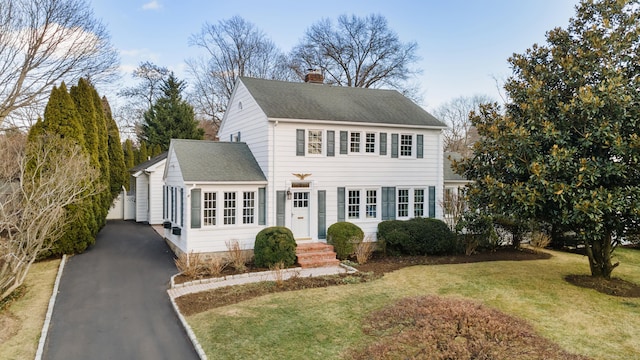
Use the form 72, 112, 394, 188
267, 117, 447, 129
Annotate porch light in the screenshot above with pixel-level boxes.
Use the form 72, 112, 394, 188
286, 189, 292, 200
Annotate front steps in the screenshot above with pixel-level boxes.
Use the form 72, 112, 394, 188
296, 243, 340, 268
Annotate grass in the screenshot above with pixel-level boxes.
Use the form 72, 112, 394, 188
186, 248, 640, 360
0, 259, 61, 360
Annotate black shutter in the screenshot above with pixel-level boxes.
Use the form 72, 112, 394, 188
428, 186, 436, 218
337, 187, 345, 221
339, 131, 348, 154
276, 190, 286, 226
327, 131, 335, 157
391, 134, 399, 158
417, 134, 424, 158
180, 188, 184, 227
318, 190, 326, 239
296, 129, 305, 156
380, 132, 387, 155
258, 187, 266, 225
381, 187, 396, 220
191, 188, 201, 228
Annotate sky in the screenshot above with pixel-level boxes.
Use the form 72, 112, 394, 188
88, 0, 580, 111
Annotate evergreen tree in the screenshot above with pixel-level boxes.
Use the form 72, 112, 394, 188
37, 83, 94, 255
139, 73, 203, 150
70, 79, 101, 235
123, 139, 135, 170
151, 144, 162, 157
102, 96, 126, 199
138, 141, 148, 164
90, 85, 111, 229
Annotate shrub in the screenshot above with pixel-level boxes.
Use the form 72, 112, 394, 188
254, 227, 296, 268
175, 251, 204, 278
378, 218, 457, 256
225, 239, 247, 272
206, 256, 228, 277
327, 222, 364, 260
354, 236, 376, 264
530, 231, 551, 249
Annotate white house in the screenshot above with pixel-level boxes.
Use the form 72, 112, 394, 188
162, 74, 447, 256
129, 152, 167, 224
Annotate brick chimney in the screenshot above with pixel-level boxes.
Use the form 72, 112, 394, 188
304, 69, 323, 84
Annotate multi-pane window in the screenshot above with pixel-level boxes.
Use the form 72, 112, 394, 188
365, 132, 376, 153
348, 190, 360, 219
308, 130, 322, 154
366, 190, 377, 218
224, 192, 236, 225
293, 192, 309, 208
203, 192, 217, 226
414, 189, 425, 217
400, 134, 413, 157
350, 132, 361, 153
243, 191, 255, 224
398, 189, 409, 217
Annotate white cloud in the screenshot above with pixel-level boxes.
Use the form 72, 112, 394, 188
142, 1, 162, 10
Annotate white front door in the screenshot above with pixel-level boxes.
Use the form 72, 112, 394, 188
291, 191, 310, 239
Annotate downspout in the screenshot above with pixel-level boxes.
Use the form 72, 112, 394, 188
272, 120, 278, 225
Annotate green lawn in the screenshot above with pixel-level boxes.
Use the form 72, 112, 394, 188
187, 248, 640, 360
0, 259, 61, 360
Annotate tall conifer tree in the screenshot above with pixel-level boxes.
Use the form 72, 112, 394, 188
102, 96, 127, 199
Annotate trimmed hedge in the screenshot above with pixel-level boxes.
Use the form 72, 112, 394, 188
378, 218, 457, 256
254, 226, 297, 268
327, 222, 364, 260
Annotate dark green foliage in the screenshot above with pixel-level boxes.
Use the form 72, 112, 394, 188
123, 139, 135, 170
254, 227, 297, 268
327, 222, 364, 260
455, 0, 640, 278
139, 73, 204, 151
151, 144, 162, 157
42, 83, 85, 148
378, 218, 457, 256
137, 141, 148, 165
103, 96, 127, 199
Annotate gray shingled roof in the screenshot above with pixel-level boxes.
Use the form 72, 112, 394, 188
170, 139, 266, 182
129, 151, 167, 173
444, 152, 467, 181
240, 77, 446, 128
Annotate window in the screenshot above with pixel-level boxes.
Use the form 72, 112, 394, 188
243, 191, 255, 224
293, 192, 309, 208
203, 192, 216, 226
350, 132, 361, 153
348, 190, 360, 219
224, 192, 236, 225
308, 130, 322, 155
414, 189, 425, 217
366, 190, 377, 218
400, 134, 413, 157
365, 132, 376, 153
398, 189, 409, 217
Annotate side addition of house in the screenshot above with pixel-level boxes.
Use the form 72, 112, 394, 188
162, 74, 447, 256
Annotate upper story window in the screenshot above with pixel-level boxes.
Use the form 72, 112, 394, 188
400, 134, 413, 157
308, 130, 322, 155
365, 132, 376, 153
350, 132, 361, 153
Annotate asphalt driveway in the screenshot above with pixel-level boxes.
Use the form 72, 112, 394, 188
43, 220, 199, 360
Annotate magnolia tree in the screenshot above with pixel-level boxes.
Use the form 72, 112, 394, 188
456, 0, 640, 278
0, 134, 100, 300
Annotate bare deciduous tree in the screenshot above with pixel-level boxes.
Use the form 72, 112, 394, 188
187, 16, 293, 130
0, 0, 119, 129
433, 95, 494, 157
290, 14, 421, 99
116, 62, 170, 139
0, 134, 100, 300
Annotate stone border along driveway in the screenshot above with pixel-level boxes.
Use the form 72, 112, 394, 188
166, 264, 355, 360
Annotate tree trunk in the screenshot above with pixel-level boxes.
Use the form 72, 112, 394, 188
584, 230, 618, 279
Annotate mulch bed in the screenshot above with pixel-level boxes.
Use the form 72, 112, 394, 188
565, 275, 640, 297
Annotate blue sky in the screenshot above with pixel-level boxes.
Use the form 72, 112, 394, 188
89, 0, 579, 110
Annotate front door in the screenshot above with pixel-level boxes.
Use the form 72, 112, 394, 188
291, 191, 310, 239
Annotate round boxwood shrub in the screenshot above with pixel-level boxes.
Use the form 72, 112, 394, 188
254, 226, 296, 268
327, 222, 364, 260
